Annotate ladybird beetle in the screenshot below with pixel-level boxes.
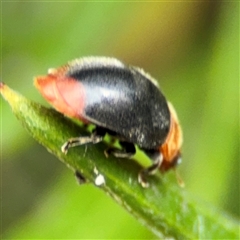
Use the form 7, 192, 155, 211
34, 57, 183, 187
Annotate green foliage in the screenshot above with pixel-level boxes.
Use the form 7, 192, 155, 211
1, 84, 239, 239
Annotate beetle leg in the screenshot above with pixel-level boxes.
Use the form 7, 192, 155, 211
61, 127, 106, 154
61, 135, 103, 154
138, 150, 163, 188
104, 141, 136, 158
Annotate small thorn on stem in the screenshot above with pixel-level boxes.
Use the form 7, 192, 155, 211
104, 149, 109, 158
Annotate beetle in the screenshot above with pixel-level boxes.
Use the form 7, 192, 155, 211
34, 57, 183, 187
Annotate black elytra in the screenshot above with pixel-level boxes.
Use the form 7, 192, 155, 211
66, 62, 171, 150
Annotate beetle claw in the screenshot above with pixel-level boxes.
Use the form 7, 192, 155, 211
138, 171, 149, 188
61, 142, 69, 154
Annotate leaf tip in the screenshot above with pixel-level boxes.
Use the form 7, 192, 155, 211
0, 82, 23, 109
0, 81, 5, 91
0, 81, 9, 99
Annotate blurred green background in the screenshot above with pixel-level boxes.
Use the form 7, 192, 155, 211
2, 2, 239, 239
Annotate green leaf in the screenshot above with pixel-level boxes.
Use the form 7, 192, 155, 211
1, 83, 239, 239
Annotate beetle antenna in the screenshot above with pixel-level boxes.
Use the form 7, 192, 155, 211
174, 168, 185, 188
